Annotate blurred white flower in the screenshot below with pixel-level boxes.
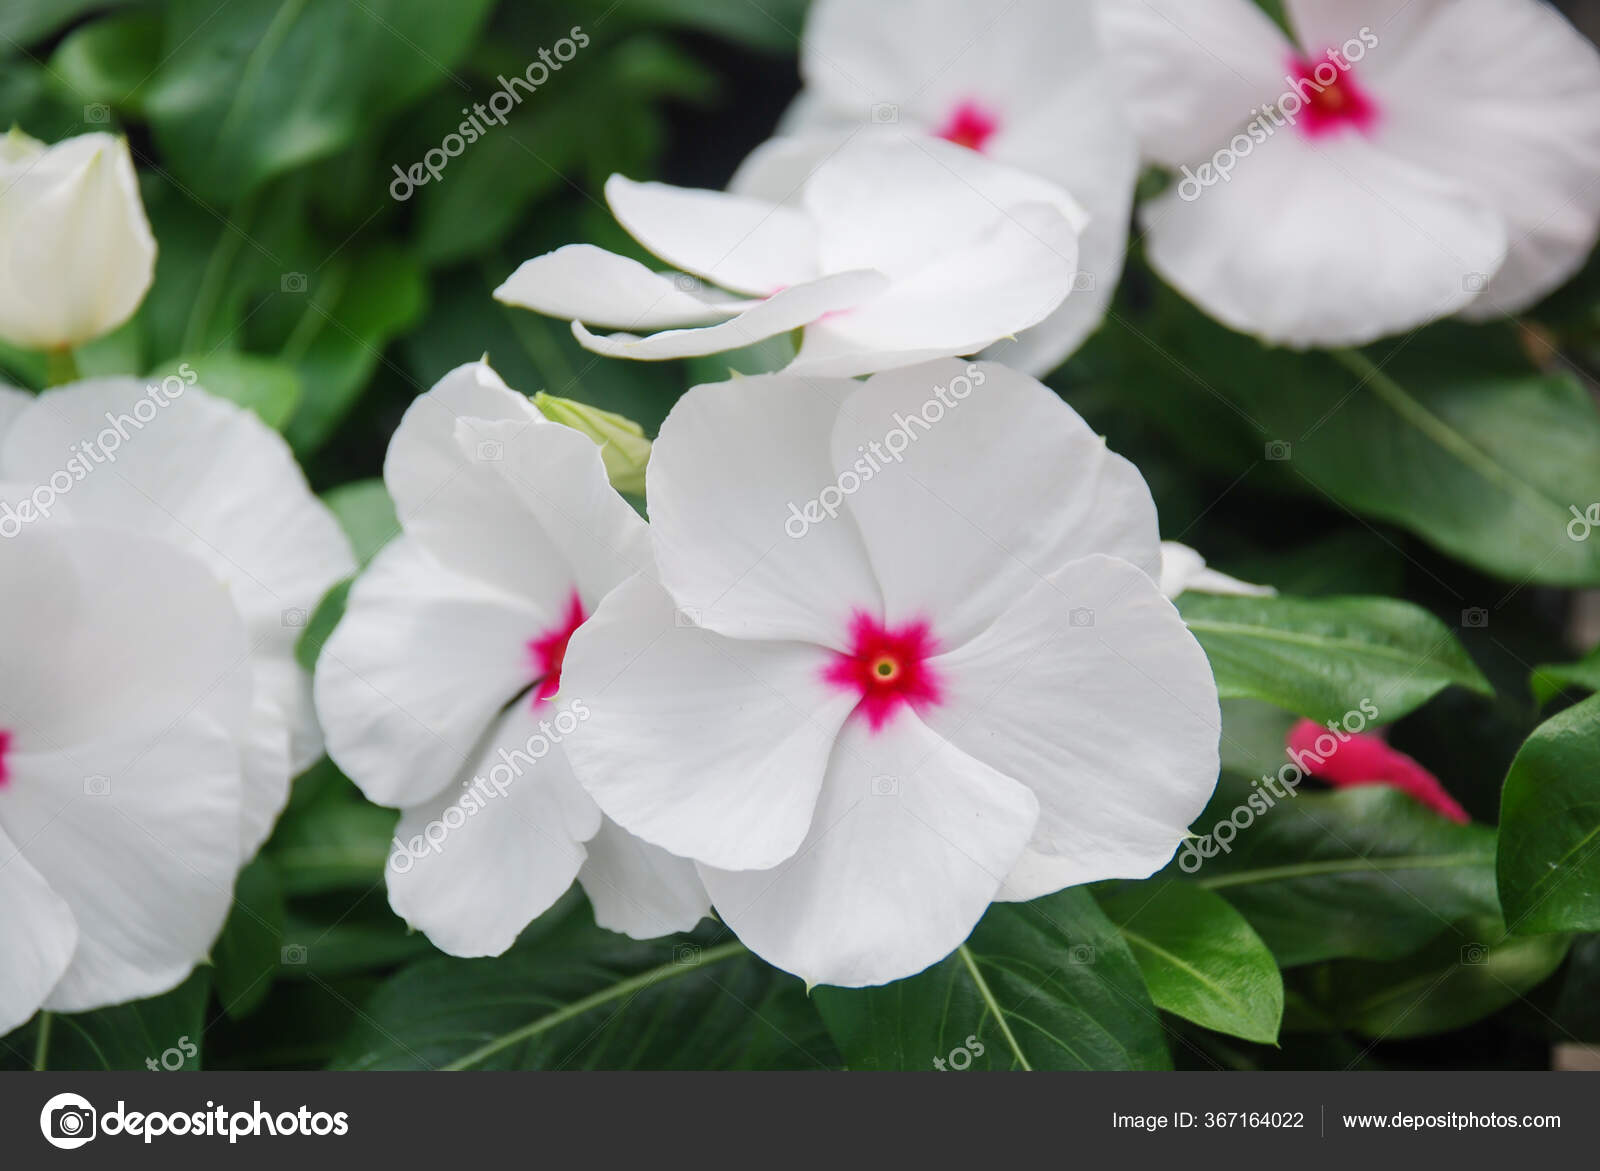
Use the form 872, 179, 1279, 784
1158, 541, 1274, 599
1101, 0, 1600, 346
0, 131, 156, 351
561, 360, 1221, 987
0, 379, 356, 854
0, 523, 249, 1034
736, 0, 1139, 376
495, 135, 1085, 378
314, 362, 708, 956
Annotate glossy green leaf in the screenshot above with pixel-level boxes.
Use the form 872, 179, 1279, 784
1178, 593, 1491, 724
1531, 645, 1600, 705
333, 902, 834, 1070
1186, 779, 1499, 966
1320, 917, 1570, 1039
814, 890, 1171, 1070
10, 970, 210, 1072
1497, 693, 1600, 935
1098, 883, 1284, 1044
210, 856, 286, 1020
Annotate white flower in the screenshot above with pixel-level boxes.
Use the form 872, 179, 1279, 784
560, 359, 1221, 987
0, 131, 157, 351
313, 362, 708, 956
0, 378, 356, 854
494, 134, 1085, 378
0, 522, 251, 1034
734, 0, 1138, 376
1100, 0, 1600, 347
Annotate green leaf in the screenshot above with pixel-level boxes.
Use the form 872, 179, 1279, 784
149, 352, 302, 430
1532, 645, 1600, 705
332, 903, 835, 1070
49, 10, 162, 113
1177, 593, 1491, 724
283, 247, 426, 454
1320, 917, 1570, 1039
211, 856, 286, 1020
814, 890, 1171, 1070
1188, 779, 1499, 966
1094, 291, 1600, 586
1497, 694, 1600, 935
10, 971, 210, 1071
322, 478, 399, 565
294, 580, 350, 673
0, 0, 133, 47
1097, 882, 1284, 1044
142, 0, 496, 200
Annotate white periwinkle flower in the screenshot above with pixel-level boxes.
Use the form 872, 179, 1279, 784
1100, 0, 1600, 347
739, 0, 1138, 376
0, 523, 252, 1034
0, 378, 356, 854
494, 134, 1084, 378
314, 362, 708, 956
560, 359, 1221, 987
0, 131, 157, 351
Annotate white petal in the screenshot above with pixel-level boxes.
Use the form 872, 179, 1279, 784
0, 823, 77, 1036
0, 525, 251, 752
1283, 1, 1446, 69
647, 372, 883, 646
386, 709, 600, 959
829, 360, 1160, 648
1, 379, 354, 770
3, 717, 243, 1013
561, 575, 856, 871
494, 243, 749, 330
701, 713, 1038, 988
572, 269, 887, 361
605, 175, 820, 296
1362, 0, 1600, 317
728, 134, 842, 207
315, 536, 547, 809
1159, 541, 1274, 599
384, 361, 651, 609
0, 382, 30, 441
578, 818, 710, 940
925, 556, 1220, 895
803, 133, 1085, 279
237, 688, 293, 857
1140, 130, 1506, 347
1099, 0, 1293, 167
789, 202, 1081, 378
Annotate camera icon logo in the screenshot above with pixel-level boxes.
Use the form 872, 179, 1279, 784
674, 606, 701, 628
281, 944, 309, 965
673, 943, 702, 966
83, 775, 111, 797
1067, 944, 1096, 965
870, 775, 900, 796
1462, 272, 1490, 293
870, 102, 899, 123
1265, 440, 1292, 461
41, 1092, 97, 1150
282, 607, 308, 628
1071, 271, 1096, 292
672, 273, 702, 293
1461, 607, 1489, 629
1068, 607, 1095, 628
281, 272, 308, 293
476, 440, 504, 462
1460, 942, 1489, 965
83, 104, 110, 124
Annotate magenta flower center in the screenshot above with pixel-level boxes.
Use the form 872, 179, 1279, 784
935, 100, 1001, 153
1288, 55, 1379, 139
527, 590, 587, 705
0, 728, 10, 789
823, 611, 944, 732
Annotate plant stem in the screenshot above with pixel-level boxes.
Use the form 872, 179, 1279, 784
33, 1012, 52, 1071
45, 348, 79, 386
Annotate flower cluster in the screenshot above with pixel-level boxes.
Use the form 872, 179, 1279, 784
3, 0, 1598, 1028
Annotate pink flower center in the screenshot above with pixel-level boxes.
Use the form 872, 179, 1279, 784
1288, 55, 1379, 139
527, 590, 587, 705
935, 100, 1001, 153
0, 729, 10, 789
823, 611, 944, 732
